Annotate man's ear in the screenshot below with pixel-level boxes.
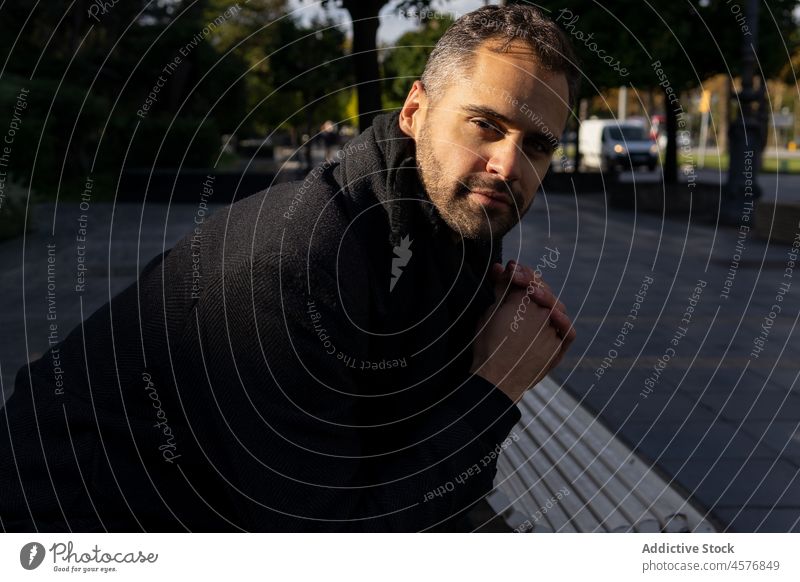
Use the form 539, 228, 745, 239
398, 80, 428, 140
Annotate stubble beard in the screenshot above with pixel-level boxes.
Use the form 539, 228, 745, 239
415, 121, 521, 242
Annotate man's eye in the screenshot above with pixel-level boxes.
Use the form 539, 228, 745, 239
526, 141, 552, 157
471, 118, 503, 135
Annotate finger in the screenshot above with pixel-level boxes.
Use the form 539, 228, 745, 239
490, 260, 530, 286
511, 296, 570, 342
490, 261, 506, 280
493, 262, 563, 313
560, 320, 577, 347
529, 285, 567, 314
490, 261, 529, 303
548, 322, 576, 371
556, 319, 577, 359
509, 263, 555, 297
547, 307, 574, 340
506, 260, 538, 288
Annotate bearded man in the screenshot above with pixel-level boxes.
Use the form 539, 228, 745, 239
1, 4, 578, 532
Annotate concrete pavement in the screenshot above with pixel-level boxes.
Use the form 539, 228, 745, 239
508, 185, 799, 532
0, 201, 223, 402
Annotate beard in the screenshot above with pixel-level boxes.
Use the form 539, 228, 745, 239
415, 120, 525, 241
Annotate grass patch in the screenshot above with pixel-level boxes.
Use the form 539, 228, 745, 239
680, 152, 800, 173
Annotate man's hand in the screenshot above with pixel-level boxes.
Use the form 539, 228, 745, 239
469, 260, 576, 404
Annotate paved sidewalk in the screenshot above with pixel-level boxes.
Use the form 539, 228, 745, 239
509, 188, 799, 532
0, 201, 223, 402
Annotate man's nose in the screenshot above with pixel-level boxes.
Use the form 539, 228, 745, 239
485, 138, 522, 183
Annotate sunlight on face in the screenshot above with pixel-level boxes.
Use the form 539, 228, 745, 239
415, 42, 570, 241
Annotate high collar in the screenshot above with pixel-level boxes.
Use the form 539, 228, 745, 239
334, 110, 503, 267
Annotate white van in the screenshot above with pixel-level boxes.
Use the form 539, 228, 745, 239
579, 119, 659, 172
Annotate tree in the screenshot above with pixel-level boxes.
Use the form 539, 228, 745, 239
316, 0, 446, 132
0, 0, 353, 187
0, 1, 175, 186
268, 16, 352, 167
529, 0, 799, 183
381, 15, 454, 109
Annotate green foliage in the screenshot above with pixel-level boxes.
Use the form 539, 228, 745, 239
525, 0, 798, 182
381, 15, 454, 109
0, 0, 354, 201
0, 75, 108, 189
125, 116, 222, 168
528, 0, 799, 94
316, 0, 443, 130
262, 15, 353, 130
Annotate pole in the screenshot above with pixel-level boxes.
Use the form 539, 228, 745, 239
698, 111, 709, 167
618, 86, 627, 121
723, 0, 764, 223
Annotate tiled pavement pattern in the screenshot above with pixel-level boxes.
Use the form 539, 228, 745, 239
0, 201, 223, 402
508, 190, 800, 532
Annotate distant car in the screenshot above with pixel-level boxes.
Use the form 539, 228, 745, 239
579, 119, 659, 172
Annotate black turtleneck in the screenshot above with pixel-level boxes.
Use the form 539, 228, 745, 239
0, 111, 522, 532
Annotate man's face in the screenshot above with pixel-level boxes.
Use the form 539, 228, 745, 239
399, 41, 570, 241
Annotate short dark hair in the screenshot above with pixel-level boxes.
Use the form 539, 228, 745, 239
420, 4, 579, 109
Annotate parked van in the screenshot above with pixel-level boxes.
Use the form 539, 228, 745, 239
579, 119, 659, 172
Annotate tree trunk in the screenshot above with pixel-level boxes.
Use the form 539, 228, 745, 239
663, 86, 679, 184
305, 98, 315, 171
343, 1, 385, 132
574, 98, 588, 171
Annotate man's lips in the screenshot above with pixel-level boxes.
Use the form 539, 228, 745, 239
469, 189, 513, 207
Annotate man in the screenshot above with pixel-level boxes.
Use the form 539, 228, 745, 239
0, 4, 578, 532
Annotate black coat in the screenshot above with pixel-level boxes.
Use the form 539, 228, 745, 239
0, 112, 521, 532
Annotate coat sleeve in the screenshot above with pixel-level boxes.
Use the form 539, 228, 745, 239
188, 251, 521, 531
